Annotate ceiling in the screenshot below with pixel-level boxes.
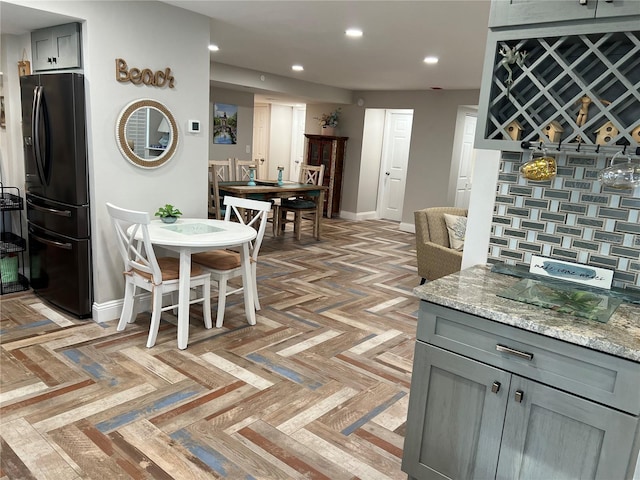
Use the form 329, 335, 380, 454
168, 0, 492, 93
1, 1, 492, 104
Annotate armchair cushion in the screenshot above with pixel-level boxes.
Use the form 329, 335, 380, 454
415, 207, 468, 282
443, 213, 467, 251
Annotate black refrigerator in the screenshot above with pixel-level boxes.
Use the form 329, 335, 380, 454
20, 72, 93, 318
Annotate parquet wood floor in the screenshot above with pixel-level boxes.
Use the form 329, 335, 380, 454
0, 218, 419, 479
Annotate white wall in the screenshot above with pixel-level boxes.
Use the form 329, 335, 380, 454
462, 149, 500, 270
3, 1, 210, 321
357, 109, 385, 217
209, 87, 255, 161
308, 90, 480, 221
0, 33, 31, 191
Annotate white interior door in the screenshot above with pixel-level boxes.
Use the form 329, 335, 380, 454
252, 104, 270, 178
289, 106, 306, 181
378, 110, 413, 221
455, 114, 477, 209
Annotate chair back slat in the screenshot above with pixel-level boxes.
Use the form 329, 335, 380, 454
106, 202, 163, 285
235, 159, 254, 181
300, 164, 325, 186
222, 196, 271, 261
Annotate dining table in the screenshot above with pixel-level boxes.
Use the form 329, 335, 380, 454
218, 180, 329, 239
130, 218, 257, 349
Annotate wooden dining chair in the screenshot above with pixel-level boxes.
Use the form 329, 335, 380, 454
106, 202, 212, 348
192, 196, 272, 328
278, 164, 325, 240
208, 159, 234, 218
235, 159, 254, 181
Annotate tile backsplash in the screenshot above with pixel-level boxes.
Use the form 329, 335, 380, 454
488, 151, 640, 291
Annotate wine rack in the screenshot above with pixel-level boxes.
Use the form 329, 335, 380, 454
477, 29, 640, 151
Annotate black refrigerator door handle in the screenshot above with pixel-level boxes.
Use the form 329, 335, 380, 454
26, 198, 72, 217
32, 85, 47, 185
29, 230, 73, 250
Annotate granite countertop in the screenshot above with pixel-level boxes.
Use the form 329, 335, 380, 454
414, 265, 640, 362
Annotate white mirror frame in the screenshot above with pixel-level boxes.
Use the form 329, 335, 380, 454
115, 99, 179, 169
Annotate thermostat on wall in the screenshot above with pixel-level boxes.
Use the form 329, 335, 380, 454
187, 120, 200, 133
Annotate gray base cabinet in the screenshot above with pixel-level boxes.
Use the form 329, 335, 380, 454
402, 302, 640, 480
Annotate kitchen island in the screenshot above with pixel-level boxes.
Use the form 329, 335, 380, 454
402, 264, 640, 480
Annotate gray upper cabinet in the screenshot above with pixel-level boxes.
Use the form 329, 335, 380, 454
31, 23, 81, 72
489, 0, 639, 28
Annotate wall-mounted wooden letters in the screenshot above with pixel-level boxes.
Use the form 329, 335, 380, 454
115, 58, 174, 88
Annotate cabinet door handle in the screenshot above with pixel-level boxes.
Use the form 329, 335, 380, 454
496, 344, 534, 361
491, 381, 501, 393
515, 390, 524, 403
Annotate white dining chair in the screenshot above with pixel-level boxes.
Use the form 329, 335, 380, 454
192, 196, 271, 328
106, 202, 212, 348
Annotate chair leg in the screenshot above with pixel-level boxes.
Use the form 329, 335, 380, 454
294, 212, 302, 240
202, 278, 212, 329
146, 289, 164, 348
252, 262, 261, 311
216, 278, 228, 328
117, 281, 136, 331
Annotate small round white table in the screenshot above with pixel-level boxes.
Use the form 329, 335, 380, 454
136, 218, 257, 349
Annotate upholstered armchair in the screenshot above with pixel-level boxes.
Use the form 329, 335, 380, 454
414, 207, 468, 283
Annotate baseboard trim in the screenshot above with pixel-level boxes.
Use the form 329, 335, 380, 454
91, 294, 152, 324
339, 210, 378, 221
399, 222, 415, 233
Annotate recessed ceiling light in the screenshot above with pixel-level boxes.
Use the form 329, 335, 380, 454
208, 44, 219, 52
345, 28, 363, 37
423, 56, 439, 65
292, 65, 304, 71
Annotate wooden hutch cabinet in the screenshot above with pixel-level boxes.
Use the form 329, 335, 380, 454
304, 134, 347, 218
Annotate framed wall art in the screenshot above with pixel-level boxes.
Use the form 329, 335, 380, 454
213, 103, 237, 144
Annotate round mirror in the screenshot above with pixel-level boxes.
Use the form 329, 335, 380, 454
115, 99, 179, 169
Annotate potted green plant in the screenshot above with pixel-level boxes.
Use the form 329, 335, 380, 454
315, 108, 341, 136
154, 204, 182, 223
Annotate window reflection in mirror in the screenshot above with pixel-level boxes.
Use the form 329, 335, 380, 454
116, 99, 178, 169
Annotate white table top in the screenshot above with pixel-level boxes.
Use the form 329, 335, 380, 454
144, 218, 256, 247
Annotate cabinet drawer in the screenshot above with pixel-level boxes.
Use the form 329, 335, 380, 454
418, 302, 640, 415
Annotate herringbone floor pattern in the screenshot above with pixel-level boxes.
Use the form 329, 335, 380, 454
0, 218, 419, 479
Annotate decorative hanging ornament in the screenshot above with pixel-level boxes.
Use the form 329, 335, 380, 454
18, 49, 30, 77
499, 44, 527, 98
520, 147, 557, 181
